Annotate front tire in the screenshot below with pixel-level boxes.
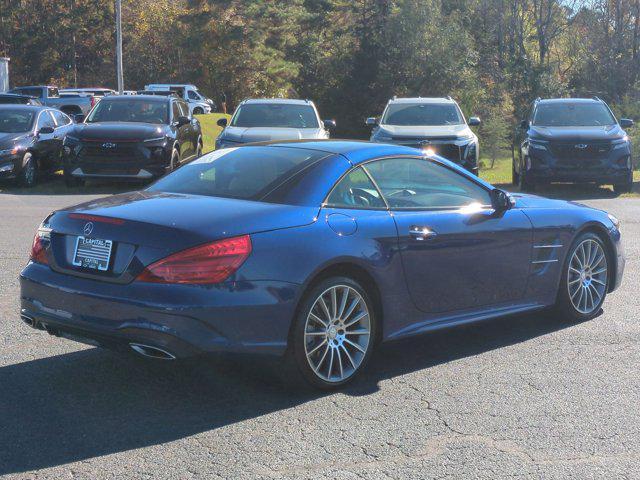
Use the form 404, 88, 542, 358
613, 176, 633, 194
167, 148, 180, 173
290, 276, 377, 389
17, 152, 37, 187
518, 159, 536, 192
554, 232, 609, 322
193, 107, 204, 115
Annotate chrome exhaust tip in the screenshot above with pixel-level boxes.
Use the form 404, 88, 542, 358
129, 343, 176, 360
21, 314, 35, 327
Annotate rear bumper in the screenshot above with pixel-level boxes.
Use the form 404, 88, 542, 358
20, 262, 301, 358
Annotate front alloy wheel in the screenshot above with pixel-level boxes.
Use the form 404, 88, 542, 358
555, 233, 609, 321
292, 277, 376, 389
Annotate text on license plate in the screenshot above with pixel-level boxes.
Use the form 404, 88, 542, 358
72, 236, 113, 271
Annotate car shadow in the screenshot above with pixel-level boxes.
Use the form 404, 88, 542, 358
494, 181, 638, 201
0, 309, 584, 474
0, 175, 141, 196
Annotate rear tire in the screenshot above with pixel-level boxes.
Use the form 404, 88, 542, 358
553, 232, 609, 322
63, 168, 84, 187
287, 276, 378, 390
168, 148, 180, 173
17, 152, 37, 187
613, 177, 633, 194
518, 160, 536, 192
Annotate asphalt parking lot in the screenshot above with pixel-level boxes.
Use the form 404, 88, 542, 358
1, 188, 639, 479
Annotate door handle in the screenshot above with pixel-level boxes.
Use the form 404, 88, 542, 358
409, 225, 437, 241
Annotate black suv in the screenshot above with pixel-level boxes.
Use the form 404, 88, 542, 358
513, 97, 634, 193
63, 95, 202, 186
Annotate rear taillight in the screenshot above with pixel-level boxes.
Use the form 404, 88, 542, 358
30, 231, 49, 265
136, 235, 252, 284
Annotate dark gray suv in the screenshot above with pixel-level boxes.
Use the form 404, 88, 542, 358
513, 97, 634, 193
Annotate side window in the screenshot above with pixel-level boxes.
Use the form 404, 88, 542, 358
171, 101, 181, 121
364, 157, 491, 209
36, 111, 56, 130
52, 110, 71, 127
326, 167, 386, 209
48, 87, 59, 98
188, 90, 199, 100
178, 101, 190, 117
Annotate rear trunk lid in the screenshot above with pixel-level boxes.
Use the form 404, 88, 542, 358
45, 191, 318, 283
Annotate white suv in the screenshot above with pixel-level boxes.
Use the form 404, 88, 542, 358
144, 84, 214, 115
215, 99, 336, 149
367, 97, 481, 175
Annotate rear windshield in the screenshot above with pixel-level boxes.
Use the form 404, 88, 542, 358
86, 99, 169, 124
0, 110, 35, 132
533, 103, 616, 127
382, 103, 463, 126
0, 96, 29, 104
231, 103, 319, 128
148, 146, 326, 202
10, 88, 41, 98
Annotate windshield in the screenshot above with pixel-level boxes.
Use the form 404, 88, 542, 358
86, 99, 169, 124
231, 103, 319, 128
148, 146, 325, 202
0, 110, 35, 133
382, 103, 463, 126
533, 103, 616, 127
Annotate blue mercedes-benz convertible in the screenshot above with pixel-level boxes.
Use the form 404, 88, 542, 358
20, 141, 624, 388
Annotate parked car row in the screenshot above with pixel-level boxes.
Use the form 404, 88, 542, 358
0, 95, 202, 187
0, 87, 636, 192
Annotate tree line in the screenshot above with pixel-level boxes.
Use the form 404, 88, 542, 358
1, 0, 638, 158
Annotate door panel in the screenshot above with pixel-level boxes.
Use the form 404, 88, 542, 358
393, 208, 533, 313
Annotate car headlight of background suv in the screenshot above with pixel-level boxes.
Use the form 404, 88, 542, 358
0, 146, 20, 157
528, 139, 548, 151
612, 136, 630, 151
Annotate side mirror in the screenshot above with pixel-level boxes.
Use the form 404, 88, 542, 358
176, 115, 190, 127
323, 119, 336, 130
468, 116, 481, 127
520, 120, 529, 130
619, 118, 634, 129
365, 117, 378, 127
38, 126, 55, 135
217, 117, 228, 128
491, 188, 513, 212
73, 114, 85, 124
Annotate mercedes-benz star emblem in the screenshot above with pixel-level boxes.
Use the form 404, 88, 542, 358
575, 144, 588, 149
83, 222, 94, 236
102, 142, 117, 149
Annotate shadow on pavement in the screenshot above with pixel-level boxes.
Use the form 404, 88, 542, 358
0, 175, 139, 196
494, 179, 638, 201
0, 310, 583, 474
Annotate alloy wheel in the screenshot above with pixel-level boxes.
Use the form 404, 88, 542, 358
304, 285, 371, 383
568, 239, 607, 315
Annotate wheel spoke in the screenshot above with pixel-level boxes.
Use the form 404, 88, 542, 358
306, 339, 327, 357
346, 329, 370, 335
330, 287, 337, 319
305, 331, 327, 336
336, 347, 344, 379
344, 338, 366, 354
591, 277, 606, 286
309, 312, 327, 328
342, 297, 361, 322
327, 348, 335, 379
589, 283, 602, 301
344, 311, 368, 328
318, 295, 332, 322
314, 344, 330, 372
337, 287, 349, 319
341, 344, 356, 368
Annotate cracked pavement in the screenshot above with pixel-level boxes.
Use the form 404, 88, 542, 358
1, 191, 639, 479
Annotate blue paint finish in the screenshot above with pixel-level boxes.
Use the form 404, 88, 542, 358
19, 141, 625, 358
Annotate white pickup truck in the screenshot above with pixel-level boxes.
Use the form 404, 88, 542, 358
144, 84, 214, 115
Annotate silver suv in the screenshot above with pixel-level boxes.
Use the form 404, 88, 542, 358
215, 99, 335, 149
367, 97, 481, 175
